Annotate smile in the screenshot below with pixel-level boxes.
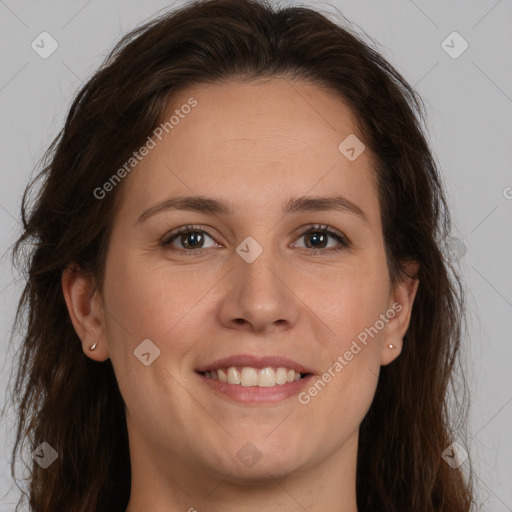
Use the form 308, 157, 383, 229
200, 366, 308, 387
195, 354, 315, 403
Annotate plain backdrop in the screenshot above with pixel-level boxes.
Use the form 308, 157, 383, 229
0, 0, 511, 510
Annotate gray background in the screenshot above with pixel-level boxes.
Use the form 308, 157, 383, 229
0, 0, 511, 510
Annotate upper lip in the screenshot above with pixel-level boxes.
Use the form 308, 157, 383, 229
195, 354, 313, 374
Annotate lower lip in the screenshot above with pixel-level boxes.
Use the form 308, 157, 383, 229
197, 372, 314, 404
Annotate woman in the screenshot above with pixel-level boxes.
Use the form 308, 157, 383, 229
6, 0, 475, 510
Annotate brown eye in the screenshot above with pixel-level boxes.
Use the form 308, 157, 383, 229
160, 223, 350, 256
161, 226, 218, 253
293, 225, 350, 253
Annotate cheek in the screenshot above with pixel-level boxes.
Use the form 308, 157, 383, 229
104, 247, 206, 337
316, 265, 390, 346
102, 256, 203, 421
298, 285, 387, 431
101, 256, 191, 383
308, 279, 391, 410
294, 336, 381, 460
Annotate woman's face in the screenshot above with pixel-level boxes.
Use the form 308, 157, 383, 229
64, 78, 418, 489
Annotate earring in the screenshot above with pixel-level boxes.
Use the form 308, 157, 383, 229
387, 344, 396, 350
89, 342, 98, 351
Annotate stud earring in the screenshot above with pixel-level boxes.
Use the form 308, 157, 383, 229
387, 344, 396, 350
89, 342, 98, 351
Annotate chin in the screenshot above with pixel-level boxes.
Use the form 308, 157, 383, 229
202, 434, 313, 481
221, 456, 307, 484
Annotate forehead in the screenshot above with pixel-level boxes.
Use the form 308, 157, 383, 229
117, 78, 381, 229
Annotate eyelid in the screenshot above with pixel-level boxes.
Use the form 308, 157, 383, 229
292, 224, 351, 252
161, 224, 221, 244
160, 223, 351, 254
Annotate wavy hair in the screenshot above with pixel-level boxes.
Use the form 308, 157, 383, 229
4, 0, 474, 510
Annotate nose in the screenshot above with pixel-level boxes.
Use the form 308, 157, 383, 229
217, 247, 300, 333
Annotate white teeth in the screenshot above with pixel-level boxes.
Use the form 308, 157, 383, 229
227, 366, 241, 384
241, 367, 258, 386
258, 367, 276, 387
204, 366, 305, 387
276, 367, 287, 385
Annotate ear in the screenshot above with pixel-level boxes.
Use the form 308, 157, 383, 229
380, 260, 420, 366
61, 264, 110, 361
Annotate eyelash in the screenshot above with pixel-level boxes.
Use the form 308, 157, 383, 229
160, 224, 351, 256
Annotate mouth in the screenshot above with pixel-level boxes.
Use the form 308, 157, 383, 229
195, 355, 315, 403
197, 366, 311, 387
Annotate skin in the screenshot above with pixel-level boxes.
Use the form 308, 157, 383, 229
62, 78, 419, 512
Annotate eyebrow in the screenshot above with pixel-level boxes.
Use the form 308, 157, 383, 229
136, 194, 369, 224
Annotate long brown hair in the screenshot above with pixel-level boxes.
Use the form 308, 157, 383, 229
4, 0, 475, 510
